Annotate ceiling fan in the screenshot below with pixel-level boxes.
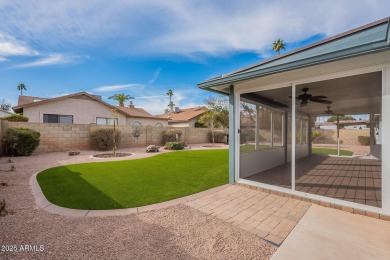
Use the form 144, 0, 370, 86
290, 88, 332, 107
323, 106, 344, 116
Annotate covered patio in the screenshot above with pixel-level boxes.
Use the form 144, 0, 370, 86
198, 17, 390, 216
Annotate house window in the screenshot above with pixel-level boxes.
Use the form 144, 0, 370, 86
131, 121, 142, 126
96, 117, 118, 125
155, 122, 163, 127
43, 114, 73, 124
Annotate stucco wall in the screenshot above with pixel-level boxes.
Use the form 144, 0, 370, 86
126, 117, 168, 127
23, 97, 128, 125
168, 117, 199, 128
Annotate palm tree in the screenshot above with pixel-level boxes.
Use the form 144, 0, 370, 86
168, 101, 175, 113
17, 83, 27, 96
108, 93, 134, 107
272, 39, 286, 55
166, 89, 173, 112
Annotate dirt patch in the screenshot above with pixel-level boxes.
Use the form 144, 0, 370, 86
92, 152, 132, 158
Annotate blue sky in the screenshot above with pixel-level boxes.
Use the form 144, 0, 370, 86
0, 1, 389, 114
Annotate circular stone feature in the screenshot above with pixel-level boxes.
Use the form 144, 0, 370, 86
92, 152, 132, 158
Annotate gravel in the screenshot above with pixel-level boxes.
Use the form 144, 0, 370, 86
0, 148, 275, 259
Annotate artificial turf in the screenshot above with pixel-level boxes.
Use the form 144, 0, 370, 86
312, 147, 353, 156
37, 150, 228, 210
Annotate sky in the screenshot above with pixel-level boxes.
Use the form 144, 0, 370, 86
0, 1, 389, 115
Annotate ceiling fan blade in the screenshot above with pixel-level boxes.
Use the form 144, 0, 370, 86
300, 100, 308, 107
310, 98, 332, 104
311, 95, 327, 99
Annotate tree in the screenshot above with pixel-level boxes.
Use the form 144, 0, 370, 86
164, 108, 170, 113
166, 89, 174, 112
327, 115, 356, 122
17, 83, 27, 96
0, 99, 11, 111
272, 39, 286, 55
198, 97, 229, 145
108, 93, 134, 107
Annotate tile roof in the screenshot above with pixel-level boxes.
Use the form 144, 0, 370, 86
116, 106, 168, 120
157, 107, 207, 122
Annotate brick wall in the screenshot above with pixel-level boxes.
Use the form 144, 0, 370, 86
0, 120, 225, 153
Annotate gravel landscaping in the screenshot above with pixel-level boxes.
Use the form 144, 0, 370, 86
0, 146, 275, 259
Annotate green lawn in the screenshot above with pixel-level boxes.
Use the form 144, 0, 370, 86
312, 148, 353, 156
37, 150, 228, 210
240, 144, 271, 152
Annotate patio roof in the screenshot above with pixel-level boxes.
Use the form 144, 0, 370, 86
198, 17, 390, 94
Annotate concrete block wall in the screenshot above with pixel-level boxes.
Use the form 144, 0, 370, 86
0, 120, 221, 153
313, 129, 370, 145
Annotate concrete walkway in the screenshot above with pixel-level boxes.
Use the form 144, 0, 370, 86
272, 204, 390, 259
186, 185, 312, 245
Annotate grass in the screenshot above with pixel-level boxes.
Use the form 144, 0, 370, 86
312, 148, 353, 156
37, 150, 228, 210
240, 144, 271, 152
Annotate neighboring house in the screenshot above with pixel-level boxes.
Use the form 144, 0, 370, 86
157, 107, 207, 127
0, 110, 12, 117
315, 120, 369, 130
198, 17, 390, 217
12, 92, 168, 126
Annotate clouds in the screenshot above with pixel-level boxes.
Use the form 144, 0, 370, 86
0, 32, 38, 61
15, 53, 85, 68
0, 1, 388, 60
93, 84, 143, 92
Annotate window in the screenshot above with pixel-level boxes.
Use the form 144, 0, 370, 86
96, 117, 118, 125
155, 122, 163, 127
43, 114, 73, 124
131, 121, 142, 126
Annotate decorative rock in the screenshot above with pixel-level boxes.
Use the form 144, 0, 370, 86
146, 145, 159, 153
68, 150, 81, 156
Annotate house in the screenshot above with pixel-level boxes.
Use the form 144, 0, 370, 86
315, 120, 369, 130
12, 92, 169, 126
157, 106, 207, 127
198, 17, 390, 217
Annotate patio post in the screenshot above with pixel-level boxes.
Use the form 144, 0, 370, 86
229, 85, 236, 184
255, 105, 259, 150
370, 113, 375, 157
337, 115, 340, 156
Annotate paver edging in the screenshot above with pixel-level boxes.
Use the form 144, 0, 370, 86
30, 170, 230, 217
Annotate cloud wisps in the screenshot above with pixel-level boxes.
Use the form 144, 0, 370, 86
92, 83, 143, 92
15, 53, 84, 68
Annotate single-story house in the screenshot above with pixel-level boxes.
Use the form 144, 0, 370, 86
198, 17, 390, 216
157, 106, 207, 127
12, 92, 169, 126
315, 120, 369, 130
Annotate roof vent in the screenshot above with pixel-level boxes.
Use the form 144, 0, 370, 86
174, 107, 180, 113
128, 101, 135, 108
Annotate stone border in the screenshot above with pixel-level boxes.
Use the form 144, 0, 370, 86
89, 153, 134, 160
30, 171, 230, 217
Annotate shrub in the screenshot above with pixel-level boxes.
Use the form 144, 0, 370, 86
1, 114, 28, 122
311, 130, 322, 142
164, 142, 184, 150
210, 130, 226, 143
163, 130, 183, 143
3, 128, 40, 156
90, 128, 121, 151
358, 136, 370, 146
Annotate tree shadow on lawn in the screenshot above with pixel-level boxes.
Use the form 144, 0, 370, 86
37, 167, 124, 210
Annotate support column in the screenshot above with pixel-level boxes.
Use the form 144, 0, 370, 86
270, 112, 274, 148
229, 85, 236, 184
308, 116, 312, 155
284, 111, 288, 163
255, 105, 259, 150
382, 67, 390, 213
337, 115, 340, 156
292, 84, 296, 191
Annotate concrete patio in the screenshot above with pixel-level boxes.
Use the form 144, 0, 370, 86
245, 155, 382, 207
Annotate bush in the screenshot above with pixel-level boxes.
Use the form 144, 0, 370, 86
1, 114, 28, 122
163, 130, 183, 143
3, 128, 40, 156
358, 136, 370, 146
210, 130, 226, 143
164, 142, 184, 150
311, 130, 322, 142
90, 128, 121, 151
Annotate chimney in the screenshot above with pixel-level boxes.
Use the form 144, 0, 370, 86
127, 101, 135, 108
174, 107, 180, 113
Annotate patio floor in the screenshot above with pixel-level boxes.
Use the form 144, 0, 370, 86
186, 185, 312, 245
245, 155, 382, 207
